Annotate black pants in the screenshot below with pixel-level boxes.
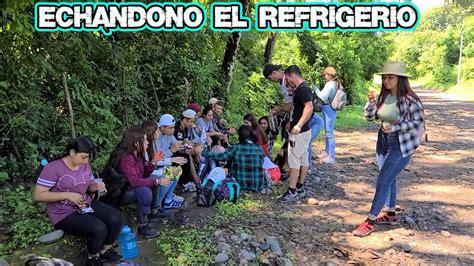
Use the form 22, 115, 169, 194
55, 200, 122, 254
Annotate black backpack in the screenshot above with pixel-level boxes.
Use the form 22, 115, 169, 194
99, 166, 130, 207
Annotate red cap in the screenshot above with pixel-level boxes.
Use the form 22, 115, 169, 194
187, 103, 201, 113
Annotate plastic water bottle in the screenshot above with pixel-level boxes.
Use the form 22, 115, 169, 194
119, 225, 139, 260
40, 159, 48, 166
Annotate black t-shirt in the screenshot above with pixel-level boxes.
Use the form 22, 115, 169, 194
174, 123, 190, 142
291, 81, 312, 132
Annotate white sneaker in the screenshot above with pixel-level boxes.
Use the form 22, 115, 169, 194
322, 156, 335, 164
173, 194, 184, 203
182, 182, 197, 192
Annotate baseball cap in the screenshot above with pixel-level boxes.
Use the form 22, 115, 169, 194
182, 109, 196, 119
208, 98, 220, 105
187, 103, 201, 113
158, 114, 175, 127
263, 64, 282, 78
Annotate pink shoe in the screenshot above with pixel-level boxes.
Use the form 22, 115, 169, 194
352, 221, 375, 237
322, 156, 335, 164
375, 214, 397, 225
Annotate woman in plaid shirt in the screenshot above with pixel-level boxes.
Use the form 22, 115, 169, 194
201, 125, 266, 192
353, 61, 424, 237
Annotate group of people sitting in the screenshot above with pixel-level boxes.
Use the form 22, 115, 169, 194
33, 61, 424, 265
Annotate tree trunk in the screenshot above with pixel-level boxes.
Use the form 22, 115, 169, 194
263, 32, 279, 65
219, 0, 250, 99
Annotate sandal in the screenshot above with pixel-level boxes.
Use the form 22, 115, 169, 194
375, 213, 397, 225
163, 199, 184, 209
352, 221, 375, 237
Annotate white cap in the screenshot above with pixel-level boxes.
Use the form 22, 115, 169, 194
158, 114, 175, 127
182, 109, 196, 119
208, 97, 220, 105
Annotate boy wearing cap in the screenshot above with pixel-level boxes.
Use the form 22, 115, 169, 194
263, 64, 294, 115
155, 114, 188, 210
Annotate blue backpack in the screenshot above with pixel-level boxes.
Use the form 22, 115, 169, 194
201, 177, 240, 202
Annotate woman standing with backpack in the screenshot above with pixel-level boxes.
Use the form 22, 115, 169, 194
34, 136, 123, 266
312, 67, 341, 164
352, 61, 424, 237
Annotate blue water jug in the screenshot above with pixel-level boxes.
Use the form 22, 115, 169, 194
119, 225, 139, 260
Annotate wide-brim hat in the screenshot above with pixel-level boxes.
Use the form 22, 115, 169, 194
377, 61, 412, 78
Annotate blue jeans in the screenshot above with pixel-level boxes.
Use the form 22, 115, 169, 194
153, 175, 178, 209
369, 132, 412, 219
322, 105, 337, 158
308, 114, 324, 164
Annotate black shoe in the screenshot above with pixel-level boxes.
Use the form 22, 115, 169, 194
87, 256, 103, 266
279, 190, 298, 203
296, 187, 306, 199
138, 223, 160, 239
149, 208, 173, 220
100, 248, 124, 264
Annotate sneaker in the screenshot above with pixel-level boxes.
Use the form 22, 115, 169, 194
279, 190, 298, 203
150, 208, 173, 220
137, 223, 160, 239
163, 199, 184, 209
87, 257, 103, 266
322, 156, 335, 164
100, 248, 124, 264
352, 221, 375, 237
296, 187, 306, 199
173, 194, 185, 203
375, 214, 398, 225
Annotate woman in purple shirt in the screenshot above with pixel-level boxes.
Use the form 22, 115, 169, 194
34, 136, 123, 266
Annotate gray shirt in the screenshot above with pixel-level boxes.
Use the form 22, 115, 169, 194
279, 79, 293, 104
154, 134, 177, 159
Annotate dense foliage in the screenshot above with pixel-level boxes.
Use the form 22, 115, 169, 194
0, 0, 392, 256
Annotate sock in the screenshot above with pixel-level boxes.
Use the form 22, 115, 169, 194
365, 218, 375, 225
387, 211, 396, 216
296, 183, 303, 189
289, 187, 296, 194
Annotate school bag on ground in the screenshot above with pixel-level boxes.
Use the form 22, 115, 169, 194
199, 167, 240, 204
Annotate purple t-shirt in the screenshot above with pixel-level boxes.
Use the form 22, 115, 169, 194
37, 159, 94, 225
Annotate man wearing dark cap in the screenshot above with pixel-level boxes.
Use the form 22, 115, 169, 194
263, 64, 294, 114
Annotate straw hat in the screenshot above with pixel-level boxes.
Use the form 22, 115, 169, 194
377, 61, 412, 78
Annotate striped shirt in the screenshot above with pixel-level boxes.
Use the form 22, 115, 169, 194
365, 95, 424, 157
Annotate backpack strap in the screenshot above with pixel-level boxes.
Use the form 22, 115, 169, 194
201, 177, 210, 188
227, 182, 235, 202
211, 179, 223, 191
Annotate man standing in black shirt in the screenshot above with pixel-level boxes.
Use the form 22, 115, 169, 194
279, 65, 314, 203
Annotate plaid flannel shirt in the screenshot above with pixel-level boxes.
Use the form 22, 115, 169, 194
201, 141, 266, 192
365, 95, 424, 157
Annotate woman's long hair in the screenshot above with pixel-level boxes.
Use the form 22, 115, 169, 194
376, 76, 422, 111
107, 127, 147, 169
202, 104, 213, 120
238, 125, 258, 144
142, 120, 158, 159
244, 114, 268, 143
60, 136, 97, 161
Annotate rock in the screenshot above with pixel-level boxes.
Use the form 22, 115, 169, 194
250, 241, 261, 249
266, 237, 283, 256
240, 233, 250, 241
239, 250, 256, 261
231, 235, 240, 242
259, 242, 270, 251
404, 216, 417, 227
401, 229, 414, 237
440, 230, 451, 237
304, 243, 314, 250
218, 237, 226, 242
214, 230, 223, 237
239, 259, 248, 266
0, 258, 8, 266
307, 198, 319, 205
38, 230, 64, 244
218, 242, 231, 252
333, 250, 344, 258
400, 243, 412, 253
215, 252, 229, 264
261, 258, 271, 265
276, 257, 293, 266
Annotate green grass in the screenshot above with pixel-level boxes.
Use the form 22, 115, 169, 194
334, 105, 370, 130
446, 80, 474, 101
